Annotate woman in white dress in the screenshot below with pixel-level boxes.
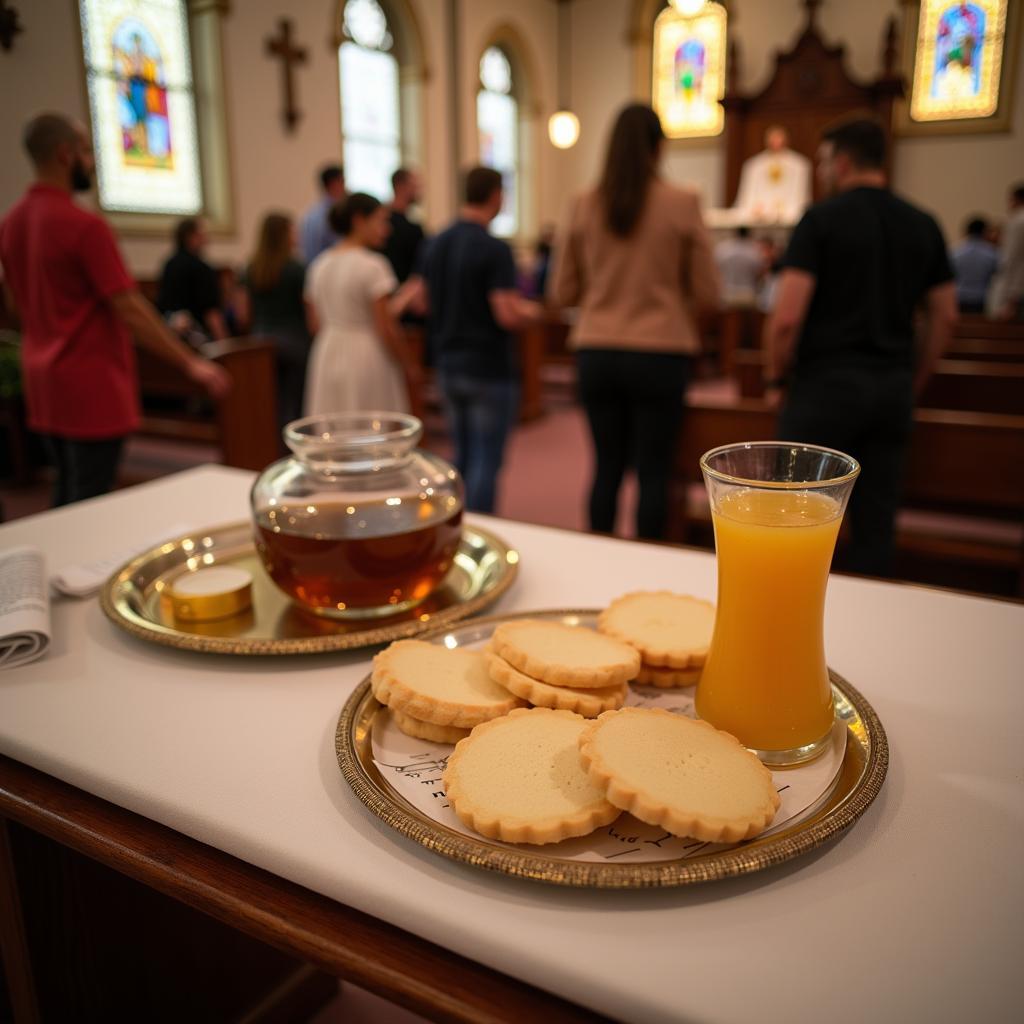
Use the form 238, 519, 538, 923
304, 193, 418, 415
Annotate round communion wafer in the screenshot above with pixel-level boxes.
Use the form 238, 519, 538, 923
443, 707, 620, 845
390, 709, 471, 744
490, 620, 641, 689
578, 707, 780, 843
371, 639, 525, 728
598, 592, 715, 669
634, 664, 702, 688
485, 651, 627, 717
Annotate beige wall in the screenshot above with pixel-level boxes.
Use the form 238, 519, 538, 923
562, 0, 1024, 242
1, 0, 1019, 277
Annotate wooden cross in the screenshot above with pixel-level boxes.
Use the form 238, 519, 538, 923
803, 0, 822, 29
0, 1, 24, 52
265, 18, 308, 134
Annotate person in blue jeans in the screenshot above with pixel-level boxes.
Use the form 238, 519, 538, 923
418, 167, 540, 513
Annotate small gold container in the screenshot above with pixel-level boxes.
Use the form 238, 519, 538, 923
169, 566, 253, 622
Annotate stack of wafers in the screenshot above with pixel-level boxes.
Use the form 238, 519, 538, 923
484, 619, 639, 718
597, 592, 715, 688
371, 639, 525, 743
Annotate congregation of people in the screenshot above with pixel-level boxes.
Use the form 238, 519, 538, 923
2, 106, 1023, 581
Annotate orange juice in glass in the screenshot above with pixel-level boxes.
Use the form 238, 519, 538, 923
696, 442, 859, 766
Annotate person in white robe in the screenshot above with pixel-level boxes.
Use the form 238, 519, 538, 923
734, 126, 812, 225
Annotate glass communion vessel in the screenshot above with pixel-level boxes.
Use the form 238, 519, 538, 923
251, 413, 464, 619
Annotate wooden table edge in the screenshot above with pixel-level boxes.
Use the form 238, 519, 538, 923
0, 754, 614, 1024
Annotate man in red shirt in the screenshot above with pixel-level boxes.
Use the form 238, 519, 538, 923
0, 113, 229, 505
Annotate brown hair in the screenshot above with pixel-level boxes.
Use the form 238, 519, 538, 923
598, 104, 664, 237
822, 118, 886, 170
329, 192, 380, 236
174, 217, 201, 250
319, 164, 344, 191
464, 166, 503, 206
248, 212, 293, 292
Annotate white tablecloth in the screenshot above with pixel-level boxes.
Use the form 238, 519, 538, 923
0, 466, 1020, 1024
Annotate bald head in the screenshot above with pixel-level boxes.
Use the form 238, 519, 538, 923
24, 113, 80, 166
23, 113, 94, 192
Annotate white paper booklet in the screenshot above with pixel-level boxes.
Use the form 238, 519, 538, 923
0, 546, 50, 670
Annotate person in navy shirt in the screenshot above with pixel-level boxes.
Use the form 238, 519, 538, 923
418, 168, 540, 513
951, 217, 999, 314
299, 164, 345, 265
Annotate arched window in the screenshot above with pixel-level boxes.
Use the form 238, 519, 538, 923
79, 0, 203, 215
339, 0, 401, 199
908, 0, 1009, 123
650, 0, 727, 139
477, 45, 519, 238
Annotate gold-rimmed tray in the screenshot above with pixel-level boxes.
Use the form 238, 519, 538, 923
99, 520, 518, 655
337, 609, 888, 888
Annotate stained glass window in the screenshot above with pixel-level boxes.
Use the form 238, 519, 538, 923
339, 0, 401, 200
651, 1, 727, 139
79, 0, 203, 215
910, 0, 1008, 122
477, 46, 518, 238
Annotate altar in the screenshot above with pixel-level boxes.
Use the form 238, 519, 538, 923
702, 0, 904, 243
0, 465, 1020, 1022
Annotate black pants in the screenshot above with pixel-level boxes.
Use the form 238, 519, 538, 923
577, 349, 691, 540
271, 333, 311, 433
778, 365, 914, 577
43, 435, 125, 507
276, 352, 309, 433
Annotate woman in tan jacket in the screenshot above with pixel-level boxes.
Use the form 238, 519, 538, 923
549, 103, 719, 540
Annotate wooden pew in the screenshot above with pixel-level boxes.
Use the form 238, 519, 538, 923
668, 397, 1024, 594
733, 350, 1024, 416
953, 316, 1024, 342
136, 337, 279, 471
945, 337, 1024, 363
716, 307, 764, 377
536, 307, 573, 364
903, 408, 1024, 516
734, 350, 768, 399
518, 321, 545, 420
920, 360, 1024, 415
673, 398, 775, 480
899, 408, 1024, 592
727, 312, 1024, 364
922, 314, 1024, 361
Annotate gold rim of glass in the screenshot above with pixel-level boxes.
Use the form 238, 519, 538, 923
700, 440, 861, 491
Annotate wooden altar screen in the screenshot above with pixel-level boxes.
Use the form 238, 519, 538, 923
721, 0, 905, 206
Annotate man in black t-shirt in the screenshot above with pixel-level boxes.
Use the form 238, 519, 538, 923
384, 168, 426, 284
419, 167, 540, 513
764, 119, 956, 575
157, 217, 227, 341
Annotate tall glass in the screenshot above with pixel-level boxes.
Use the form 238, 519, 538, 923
696, 442, 860, 767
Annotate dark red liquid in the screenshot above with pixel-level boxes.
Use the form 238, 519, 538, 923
255, 499, 462, 612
